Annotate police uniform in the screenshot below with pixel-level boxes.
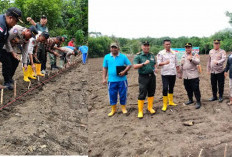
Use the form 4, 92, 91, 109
133, 41, 156, 118
157, 43, 179, 111
0, 7, 22, 89
207, 39, 226, 102
4, 25, 38, 84
181, 43, 201, 109
2, 25, 26, 88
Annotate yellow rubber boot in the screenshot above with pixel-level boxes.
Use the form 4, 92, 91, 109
35, 63, 45, 77
147, 97, 156, 114
162, 96, 168, 111
138, 100, 144, 118
28, 65, 36, 79
108, 105, 116, 117
23, 67, 30, 82
168, 93, 177, 106
121, 105, 127, 114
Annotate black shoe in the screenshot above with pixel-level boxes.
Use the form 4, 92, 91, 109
4, 83, 13, 90
209, 97, 218, 101
218, 97, 223, 102
185, 100, 194, 105
9, 79, 14, 84
195, 101, 201, 109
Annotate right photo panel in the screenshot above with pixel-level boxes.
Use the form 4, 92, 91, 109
88, 0, 232, 156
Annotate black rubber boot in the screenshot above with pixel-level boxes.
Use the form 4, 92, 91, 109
195, 101, 201, 109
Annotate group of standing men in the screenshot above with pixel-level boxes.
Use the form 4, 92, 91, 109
0, 7, 88, 90
103, 39, 229, 118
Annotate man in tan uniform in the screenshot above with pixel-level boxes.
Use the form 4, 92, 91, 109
181, 43, 201, 109
3, 25, 37, 88
207, 39, 226, 102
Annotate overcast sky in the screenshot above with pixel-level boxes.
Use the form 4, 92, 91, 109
89, 0, 232, 38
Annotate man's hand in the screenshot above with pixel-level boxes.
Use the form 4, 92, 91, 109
154, 69, 158, 74
31, 64, 36, 72
26, 17, 32, 22
213, 60, 218, 65
119, 71, 126, 76
24, 64, 28, 71
165, 60, 170, 65
12, 52, 20, 61
187, 55, 192, 60
144, 60, 150, 65
102, 78, 107, 85
225, 72, 228, 78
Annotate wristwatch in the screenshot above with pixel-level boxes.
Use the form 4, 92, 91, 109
142, 63, 145, 66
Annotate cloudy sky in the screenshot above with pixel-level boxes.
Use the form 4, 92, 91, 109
89, 0, 232, 38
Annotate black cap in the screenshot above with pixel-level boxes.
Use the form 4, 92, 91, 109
185, 43, 192, 47
142, 41, 150, 45
41, 31, 49, 39
6, 7, 23, 23
41, 15, 47, 19
214, 39, 221, 44
29, 26, 38, 38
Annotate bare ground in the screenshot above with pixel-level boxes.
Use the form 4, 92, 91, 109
0, 55, 88, 155
88, 54, 232, 157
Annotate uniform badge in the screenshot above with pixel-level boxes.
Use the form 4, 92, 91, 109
0, 27, 3, 32
13, 29, 18, 34
32, 41, 35, 45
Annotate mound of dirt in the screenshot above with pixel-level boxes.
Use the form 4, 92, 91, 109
88, 55, 232, 157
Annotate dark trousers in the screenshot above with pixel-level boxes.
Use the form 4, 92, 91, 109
211, 72, 225, 98
0, 49, 19, 83
162, 75, 176, 96
184, 78, 201, 102
138, 74, 156, 100
37, 43, 47, 71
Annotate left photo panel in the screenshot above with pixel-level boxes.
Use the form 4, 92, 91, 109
0, 0, 88, 155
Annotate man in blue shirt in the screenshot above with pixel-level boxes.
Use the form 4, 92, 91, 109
102, 43, 132, 117
79, 45, 88, 64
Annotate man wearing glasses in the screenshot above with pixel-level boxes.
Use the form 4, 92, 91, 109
207, 39, 226, 102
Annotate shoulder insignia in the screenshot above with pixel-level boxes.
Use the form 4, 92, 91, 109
13, 29, 18, 34
0, 27, 3, 32
136, 52, 141, 55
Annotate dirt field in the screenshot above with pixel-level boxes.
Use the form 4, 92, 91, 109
88, 54, 232, 157
0, 56, 88, 155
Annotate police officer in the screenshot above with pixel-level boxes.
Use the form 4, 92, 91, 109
0, 7, 22, 89
207, 39, 226, 102
157, 39, 180, 112
133, 41, 157, 118
3, 25, 38, 87
180, 43, 201, 109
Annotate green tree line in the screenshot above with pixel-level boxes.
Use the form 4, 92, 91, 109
89, 28, 232, 58
0, 0, 88, 45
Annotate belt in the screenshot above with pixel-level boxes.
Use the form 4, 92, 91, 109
139, 73, 154, 77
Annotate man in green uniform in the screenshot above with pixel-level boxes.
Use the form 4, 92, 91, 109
133, 41, 157, 118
